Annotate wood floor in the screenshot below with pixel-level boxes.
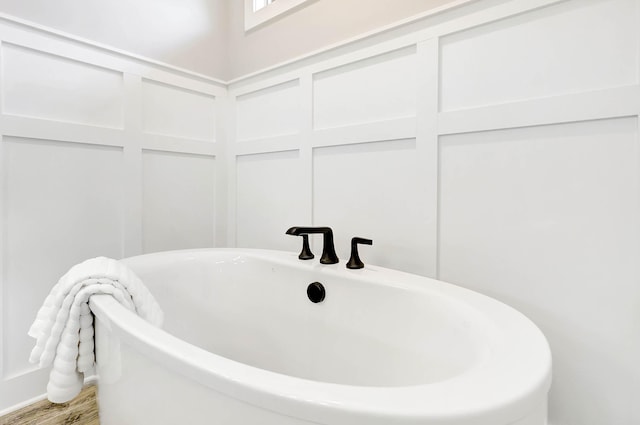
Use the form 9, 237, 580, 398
0, 385, 99, 425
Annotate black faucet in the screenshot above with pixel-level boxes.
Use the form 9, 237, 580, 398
346, 237, 373, 269
286, 227, 339, 264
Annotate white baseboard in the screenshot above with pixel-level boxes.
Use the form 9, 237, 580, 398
0, 375, 98, 417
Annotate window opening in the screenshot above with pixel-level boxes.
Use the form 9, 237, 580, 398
245, 0, 314, 31
253, 0, 276, 12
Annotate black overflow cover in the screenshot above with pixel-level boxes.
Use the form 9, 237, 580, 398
307, 282, 325, 303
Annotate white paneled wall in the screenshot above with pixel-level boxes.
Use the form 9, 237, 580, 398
1, 0, 638, 422
439, 118, 640, 424
313, 139, 431, 275
2, 44, 125, 128
236, 80, 301, 142
312, 47, 417, 130
141, 80, 217, 141
2, 138, 124, 379
142, 150, 217, 253
0, 17, 224, 413
236, 150, 308, 250
228, 0, 640, 424
439, 0, 638, 111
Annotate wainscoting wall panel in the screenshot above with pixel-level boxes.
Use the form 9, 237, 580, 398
2, 44, 124, 128
313, 139, 431, 275
438, 117, 640, 425
141, 79, 216, 142
439, 0, 638, 112
312, 47, 417, 130
235, 150, 308, 251
141, 150, 216, 254
235, 79, 300, 142
2, 137, 124, 379
0, 16, 225, 414
228, 0, 640, 423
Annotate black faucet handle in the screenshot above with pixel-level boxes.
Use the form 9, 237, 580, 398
347, 237, 373, 269
288, 232, 314, 260
298, 234, 314, 260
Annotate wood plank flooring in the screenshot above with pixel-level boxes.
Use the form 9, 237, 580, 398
0, 385, 99, 425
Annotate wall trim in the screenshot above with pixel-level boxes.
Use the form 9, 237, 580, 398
0, 375, 97, 417
0, 12, 226, 86
0, 391, 46, 417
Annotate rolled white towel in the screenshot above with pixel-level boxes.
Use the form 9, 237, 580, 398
28, 256, 163, 403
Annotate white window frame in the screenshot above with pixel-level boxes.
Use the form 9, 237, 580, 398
244, 0, 314, 31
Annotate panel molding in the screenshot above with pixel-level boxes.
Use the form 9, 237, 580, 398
140, 134, 218, 157
299, 73, 314, 227
0, 115, 125, 147
438, 85, 640, 136
310, 117, 415, 149
122, 73, 143, 258
415, 38, 439, 279
233, 135, 299, 156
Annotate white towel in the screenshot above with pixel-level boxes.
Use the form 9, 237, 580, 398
28, 256, 164, 403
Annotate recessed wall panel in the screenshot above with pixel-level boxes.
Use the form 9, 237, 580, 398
313, 139, 430, 275
2, 137, 124, 378
236, 151, 307, 250
439, 118, 640, 425
2, 44, 124, 127
236, 80, 300, 141
141, 80, 216, 142
440, 0, 639, 111
142, 150, 215, 253
313, 47, 417, 130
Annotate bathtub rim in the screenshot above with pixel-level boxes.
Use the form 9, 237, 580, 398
90, 248, 552, 425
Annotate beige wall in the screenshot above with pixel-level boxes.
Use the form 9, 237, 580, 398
228, 0, 459, 79
0, 0, 228, 78
0, 0, 462, 80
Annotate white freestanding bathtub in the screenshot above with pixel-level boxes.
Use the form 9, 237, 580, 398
90, 248, 551, 425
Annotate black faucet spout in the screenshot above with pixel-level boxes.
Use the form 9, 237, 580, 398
286, 226, 330, 236
286, 227, 339, 264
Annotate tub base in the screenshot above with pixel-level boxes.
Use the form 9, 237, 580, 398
96, 332, 318, 425
96, 326, 548, 425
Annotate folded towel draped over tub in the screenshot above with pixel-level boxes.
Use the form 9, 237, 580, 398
28, 256, 164, 403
